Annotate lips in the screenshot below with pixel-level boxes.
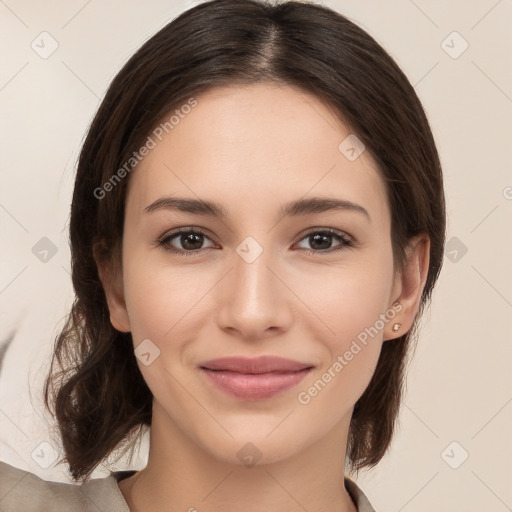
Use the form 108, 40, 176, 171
199, 356, 314, 400
199, 355, 313, 374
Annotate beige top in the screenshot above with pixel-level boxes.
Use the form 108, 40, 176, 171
0, 460, 376, 511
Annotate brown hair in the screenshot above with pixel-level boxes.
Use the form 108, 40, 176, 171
44, 0, 446, 482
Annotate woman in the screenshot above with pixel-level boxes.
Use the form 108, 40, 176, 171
0, 0, 445, 510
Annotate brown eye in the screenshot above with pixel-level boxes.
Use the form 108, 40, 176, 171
295, 229, 353, 255
158, 229, 215, 255
157, 227, 353, 257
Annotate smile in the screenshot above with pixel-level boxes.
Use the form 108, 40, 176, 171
199, 367, 313, 400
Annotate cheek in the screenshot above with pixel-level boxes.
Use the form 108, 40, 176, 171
294, 253, 394, 341
296, 269, 392, 412
121, 259, 205, 404
298, 254, 394, 388
123, 240, 394, 347
122, 251, 210, 341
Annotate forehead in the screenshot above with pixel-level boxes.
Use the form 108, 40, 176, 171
126, 83, 389, 226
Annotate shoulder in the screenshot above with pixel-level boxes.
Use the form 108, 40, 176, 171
0, 460, 130, 512
344, 476, 377, 512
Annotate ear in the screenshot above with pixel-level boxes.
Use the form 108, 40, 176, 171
384, 233, 430, 341
93, 244, 131, 333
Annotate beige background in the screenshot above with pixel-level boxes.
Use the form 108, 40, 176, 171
1, 0, 511, 510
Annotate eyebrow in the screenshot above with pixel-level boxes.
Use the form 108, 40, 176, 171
144, 196, 371, 223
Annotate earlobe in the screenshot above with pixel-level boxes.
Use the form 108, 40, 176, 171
384, 234, 430, 341
93, 245, 131, 333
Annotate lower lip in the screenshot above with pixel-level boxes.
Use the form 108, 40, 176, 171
200, 367, 312, 400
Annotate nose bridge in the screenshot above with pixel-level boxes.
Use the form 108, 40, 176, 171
216, 234, 291, 337
233, 235, 278, 309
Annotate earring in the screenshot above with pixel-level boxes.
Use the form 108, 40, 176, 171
392, 323, 401, 332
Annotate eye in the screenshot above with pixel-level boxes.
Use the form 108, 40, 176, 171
157, 227, 354, 256
295, 228, 354, 255
157, 228, 216, 256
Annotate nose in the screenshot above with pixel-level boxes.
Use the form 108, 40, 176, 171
216, 243, 293, 342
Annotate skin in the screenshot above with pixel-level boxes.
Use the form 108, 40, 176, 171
95, 83, 430, 512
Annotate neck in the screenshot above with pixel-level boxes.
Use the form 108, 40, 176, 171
119, 402, 358, 512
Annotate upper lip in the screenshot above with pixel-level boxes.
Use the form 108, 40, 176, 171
199, 356, 313, 374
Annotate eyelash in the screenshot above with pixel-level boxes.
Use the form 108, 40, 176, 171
156, 227, 354, 257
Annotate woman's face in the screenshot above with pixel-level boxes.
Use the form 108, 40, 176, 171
106, 83, 406, 466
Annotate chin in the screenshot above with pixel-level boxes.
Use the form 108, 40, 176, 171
196, 426, 309, 468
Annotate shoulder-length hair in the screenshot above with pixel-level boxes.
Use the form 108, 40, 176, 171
44, 0, 446, 482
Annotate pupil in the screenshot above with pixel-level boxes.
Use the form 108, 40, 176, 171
310, 233, 330, 250
182, 233, 203, 250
